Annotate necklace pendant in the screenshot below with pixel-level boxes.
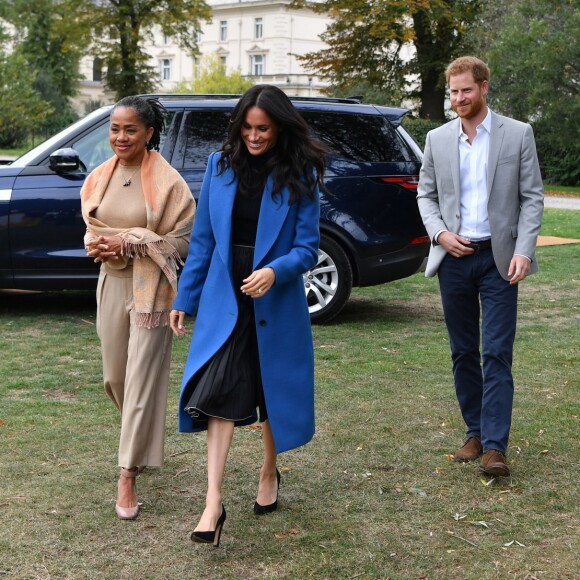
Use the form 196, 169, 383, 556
123, 179, 131, 187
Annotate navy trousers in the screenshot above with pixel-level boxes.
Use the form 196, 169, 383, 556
438, 248, 518, 454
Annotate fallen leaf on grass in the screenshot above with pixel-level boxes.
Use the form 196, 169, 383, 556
445, 454, 455, 461
540, 450, 549, 455
0, 419, 5, 426
410, 487, 427, 497
469, 521, 491, 528
81, 319, 95, 325
452, 513, 466, 521
275, 528, 299, 540
480, 477, 496, 486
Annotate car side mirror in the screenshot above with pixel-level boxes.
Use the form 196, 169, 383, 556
49, 148, 81, 172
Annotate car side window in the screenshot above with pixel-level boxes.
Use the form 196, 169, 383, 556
181, 110, 230, 169
72, 112, 176, 173
301, 112, 410, 163
72, 122, 111, 172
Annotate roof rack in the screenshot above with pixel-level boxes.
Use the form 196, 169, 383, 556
287, 96, 363, 104
137, 93, 241, 100
136, 93, 363, 104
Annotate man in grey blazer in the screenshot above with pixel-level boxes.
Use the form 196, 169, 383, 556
417, 56, 544, 476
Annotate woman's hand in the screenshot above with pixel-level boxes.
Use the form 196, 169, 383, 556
241, 267, 276, 299
86, 235, 122, 263
169, 309, 187, 336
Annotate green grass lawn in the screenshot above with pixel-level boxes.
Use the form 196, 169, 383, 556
0, 210, 578, 579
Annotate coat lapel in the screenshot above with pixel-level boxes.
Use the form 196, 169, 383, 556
487, 112, 505, 199
210, 166, 237, 271
253, 176, 290, 268
449, 119, 461, 204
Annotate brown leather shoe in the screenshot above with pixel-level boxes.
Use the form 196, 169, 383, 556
479, 450, 510, 477
453, 436, 483, 463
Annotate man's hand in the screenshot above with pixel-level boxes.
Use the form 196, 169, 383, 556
438, 232, 476, 258
508, 255, 531, 285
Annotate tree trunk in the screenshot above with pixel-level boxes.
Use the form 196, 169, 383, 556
412, 8, 447, 121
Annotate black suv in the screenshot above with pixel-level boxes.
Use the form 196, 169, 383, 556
0, 95, 428, 322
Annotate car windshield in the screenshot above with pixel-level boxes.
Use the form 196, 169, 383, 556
10, 106, 113, 168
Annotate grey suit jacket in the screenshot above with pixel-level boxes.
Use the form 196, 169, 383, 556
417, 111, 544, 280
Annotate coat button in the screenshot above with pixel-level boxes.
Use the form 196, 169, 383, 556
455, 213, 460, 219
259, 320, 267, 326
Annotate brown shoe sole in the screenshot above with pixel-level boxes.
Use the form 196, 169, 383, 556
479, 464, 510, 477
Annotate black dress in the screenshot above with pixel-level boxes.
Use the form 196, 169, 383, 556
184, 153, 272, 427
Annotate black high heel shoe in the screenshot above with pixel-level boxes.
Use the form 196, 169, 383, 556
254, 468, 281, 515
190, 504, 226, 547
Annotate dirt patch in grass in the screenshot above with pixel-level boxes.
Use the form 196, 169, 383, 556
537, 235, 580, 246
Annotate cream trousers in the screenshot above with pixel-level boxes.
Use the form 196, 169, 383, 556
96, 269, 173, 468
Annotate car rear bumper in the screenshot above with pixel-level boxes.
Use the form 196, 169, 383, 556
355, 242, 429, 287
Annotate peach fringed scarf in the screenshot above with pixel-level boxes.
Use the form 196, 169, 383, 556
81, 151, 196, 328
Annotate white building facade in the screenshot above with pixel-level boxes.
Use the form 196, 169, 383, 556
76, 0, 330, 112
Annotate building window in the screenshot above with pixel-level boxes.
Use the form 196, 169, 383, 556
220, 56, 227, 69
92, 58, 103, 82
219, 20, 227, 42
250, 54, 265, 76
160, 59, 172, 81
254, 18, 263, 39
163, 34, 171, 45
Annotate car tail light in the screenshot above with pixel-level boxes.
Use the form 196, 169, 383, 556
409, 236, 430, 245
380, 176, 419, 191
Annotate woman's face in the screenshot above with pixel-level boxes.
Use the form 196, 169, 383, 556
241, 106, 279, 156
109, 106, 154, 166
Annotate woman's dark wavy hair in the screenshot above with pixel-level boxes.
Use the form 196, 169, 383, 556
218, 85, 327, 202
112, 96, 166, 151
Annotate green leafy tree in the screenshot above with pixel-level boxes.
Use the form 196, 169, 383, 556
0, 0, 82, 132
0, 45, 53, 147
174, 54, 254, 94
70, 0, 212, 99
472, 0, 580, 184
291, 0, 481, 120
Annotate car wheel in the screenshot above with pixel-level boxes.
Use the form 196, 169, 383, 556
305, 234, 353, 323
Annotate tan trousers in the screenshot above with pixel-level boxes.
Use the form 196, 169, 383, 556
96, 269, 173, 468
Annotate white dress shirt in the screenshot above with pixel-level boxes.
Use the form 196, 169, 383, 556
457, 110, 491, 241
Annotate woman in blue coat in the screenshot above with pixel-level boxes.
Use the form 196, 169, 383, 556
169, 85, 326, 546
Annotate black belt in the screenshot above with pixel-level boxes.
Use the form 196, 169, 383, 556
469, 239, 492, 252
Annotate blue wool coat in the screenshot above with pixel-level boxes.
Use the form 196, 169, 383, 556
173, 152, 320, 453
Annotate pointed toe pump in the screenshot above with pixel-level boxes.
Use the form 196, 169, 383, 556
254, 468, 281, 516
115, 468, 140, 520
191, 504, 227, 547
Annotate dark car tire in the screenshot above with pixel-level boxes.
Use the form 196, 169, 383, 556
305, 234, 353, 324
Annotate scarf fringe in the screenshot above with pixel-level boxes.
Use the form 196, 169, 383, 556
121, 237, 170, 258
135, 310, 171, 329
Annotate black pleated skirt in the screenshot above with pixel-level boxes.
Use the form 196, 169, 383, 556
184, 245, 267, 427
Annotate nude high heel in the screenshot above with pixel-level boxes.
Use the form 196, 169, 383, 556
115, 468, 140, 520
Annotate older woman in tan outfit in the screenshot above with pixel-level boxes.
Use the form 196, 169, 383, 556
81, 96, 195, 520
